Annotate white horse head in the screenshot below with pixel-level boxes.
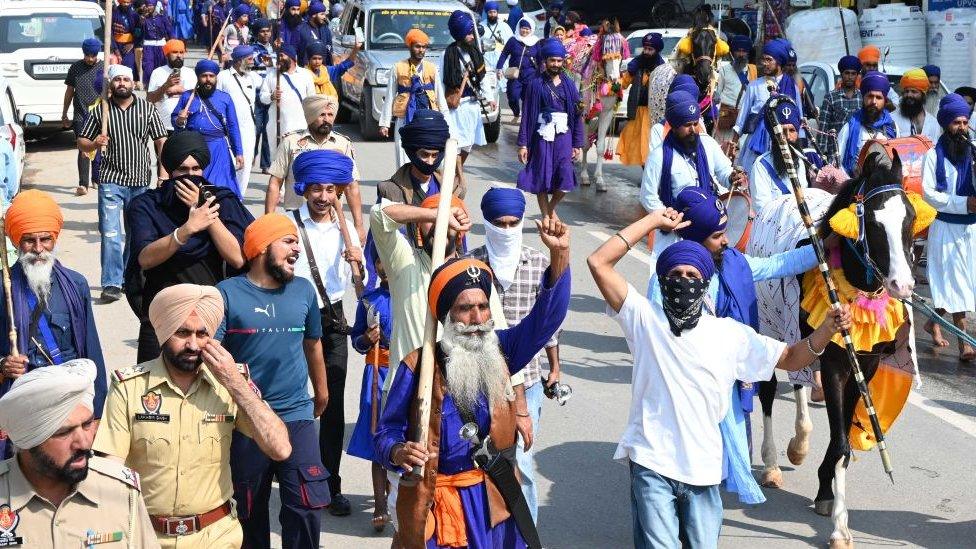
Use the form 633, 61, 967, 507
603, 58, 621, 82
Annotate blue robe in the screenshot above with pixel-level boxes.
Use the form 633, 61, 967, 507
347, 285, 393, 462
169, 0, 194, 41
208, 0, 232, 49
516, 73, 584, 194
297, 22, 333, 66
375, 268, 571, 549
278, 20, 303, 53
172, 90, 244, 196
112, 5, 140, 77
496, 37, 540, 118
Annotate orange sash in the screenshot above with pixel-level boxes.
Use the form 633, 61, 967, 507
368, 348, 390, 367
424, 469, 486, 547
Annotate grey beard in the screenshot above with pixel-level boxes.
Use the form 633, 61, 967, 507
441, 320, 508, 417
19, 251, 55, 303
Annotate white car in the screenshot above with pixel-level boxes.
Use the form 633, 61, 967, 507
0, 75, 39, 193
799, 61, 950, 119
616, 28, 686, 121
0, 1, 105, 129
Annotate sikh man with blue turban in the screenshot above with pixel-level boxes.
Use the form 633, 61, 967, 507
749, 98, 814, 212
714, 34, 756, 142
443, 10, 496, 165
836, 70, 898, 176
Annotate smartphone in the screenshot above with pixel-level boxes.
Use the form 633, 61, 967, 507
197, 184, 218, 207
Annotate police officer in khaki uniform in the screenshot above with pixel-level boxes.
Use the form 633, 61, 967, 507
0, 358, 160, 548
266, 94, 366, 241
92, 284, 292, 548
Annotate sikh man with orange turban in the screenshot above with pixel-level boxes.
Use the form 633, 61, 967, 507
378, 27, 449, 168
374, 215, 571, 549
892, 68, 942, 142
0, 190, 107, 458
213, 213, 334, 547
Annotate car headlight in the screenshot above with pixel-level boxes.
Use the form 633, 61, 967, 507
374, 68, 390, 86
0, 63, 19, 76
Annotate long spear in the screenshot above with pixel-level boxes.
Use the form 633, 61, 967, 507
100, 0, 114, 152
176, 10, 233, 123
766, 91, 894, 482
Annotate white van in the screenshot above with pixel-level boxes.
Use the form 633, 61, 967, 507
0, 1, 105, 128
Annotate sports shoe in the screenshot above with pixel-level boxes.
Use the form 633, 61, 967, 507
328, 493, 351, 516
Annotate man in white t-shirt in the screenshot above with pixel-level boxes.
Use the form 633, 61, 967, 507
146, 39, 197, 134
587, 210, 851, 549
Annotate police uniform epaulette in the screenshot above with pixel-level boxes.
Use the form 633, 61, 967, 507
88, 456, 142, 492
112, 365, 150, 382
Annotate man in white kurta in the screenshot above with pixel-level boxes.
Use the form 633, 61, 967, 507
258, 45, 316, 140
891, 68, 942, 144
922, 93, 976, 359
836, 71, 899, 177
748, 99, 810, 213
217, 46, 261, 197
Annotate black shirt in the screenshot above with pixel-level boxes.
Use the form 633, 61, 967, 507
64, 60, 102, 125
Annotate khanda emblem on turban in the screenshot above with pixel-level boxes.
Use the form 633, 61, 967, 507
781, 106, 792, 118
688, 105, 696, 114
0, 504, 20, 540
142, 391, 162, 415
466, 265, 482, 283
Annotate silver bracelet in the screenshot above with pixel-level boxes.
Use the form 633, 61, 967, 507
172, 227, 187, 246
805, 337, 825, 357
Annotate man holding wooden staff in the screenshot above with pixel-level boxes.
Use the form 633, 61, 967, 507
374, 217, 571, 549
289, 149, 363, 517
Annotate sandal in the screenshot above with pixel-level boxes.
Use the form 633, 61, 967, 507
75, 185, 89, 196
960, 350, 976, 363
372, 512, 390, 532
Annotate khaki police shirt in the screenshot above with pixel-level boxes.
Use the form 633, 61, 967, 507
268, 129, 361, 211
92, 358, 254, 518
0, 455, 159, 548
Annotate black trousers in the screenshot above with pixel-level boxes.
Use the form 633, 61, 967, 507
137, 319, 160, 364
318, 325, 349, 497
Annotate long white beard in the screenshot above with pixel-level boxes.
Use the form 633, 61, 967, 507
19, 251, 55, 304
441, 320, 508, 416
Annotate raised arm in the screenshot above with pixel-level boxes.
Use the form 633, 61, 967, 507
776, 306, 851, 371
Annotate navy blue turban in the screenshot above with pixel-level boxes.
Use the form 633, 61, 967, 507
674, 187, 727, 244
767, 97, 801, 131
308, 2, 327, 15
232, 45, 254, 62
938, 93, 971, 128
293, 150, 354, 195
838, 55, 861, 73
232, 4, 252, 19
399, 109, 450, 150
729, 34, 750, 53
763, 38, 791, 66
540, 37, 567, 59
195, 59, 220, 76
429, 257, 494, 321
518, 18, 531, 29
665, 91, 700, 127
669, 74, 699, 98
860, 70, 890, 96
160, 130, 210, 173
449, 10, 475, 42
484, 1, 499, 11
280, 44, 298, 60
306, 40, 328, 59
643, 32, 664, 53
656, 240, 715, 280
285, 0, 301, 9
82, 38, 102, 56
253, 18, 271, 30
923, 64, 941, 78
481, 187, 526, 222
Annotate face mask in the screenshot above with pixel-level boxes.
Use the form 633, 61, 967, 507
406, 149, 444, 175
659, 276, 709, 336
484, 222, 523, 290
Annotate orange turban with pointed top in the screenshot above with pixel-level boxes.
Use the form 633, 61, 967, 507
5, 189, 63, 245
900, 68, 929, 92
243, 213, 297, 260
406, 28, 430, 47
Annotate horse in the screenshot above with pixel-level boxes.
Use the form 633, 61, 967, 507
748, 150, 927, 548
647, 13, 720, 125
575, 48, 621, 191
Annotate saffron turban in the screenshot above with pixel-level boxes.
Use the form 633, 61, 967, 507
405, 28, 430, 47
307, 1, 327, 15
82, 38, 102, 56
665, 91, 700, 127
163, 39, 186, 55
232, 45, 255, 62
448, 10, 475, 42
293, 149, 354, 195
762, 38, 791, 66
484, 1, 499, 12
306, 40, 328, 59
540, 38, 567, 59
656, 240, 715, 280
674, 187, 727, 244
900, 68, 929, 93
399, 109, 450, 150
923, 64, 940, 78
420, 194, 469, 239
108, 64, 133, 80
858, 45, 880, 64
159, 130, 211, 173
860, 70, 890, 96
428, 257, 494, 321
669, 74, 699, 98
5, 190, 63, 245
280, 44, 298, 60
243, 213, 298, 260
0, 358, 96, 450
148, 284, 224, 345
481, 187, 526, 222
729, 34, 750, 53
937, 93, 971, 128
837, 55, 861, 73
195, 59, 220, 76
643, 32, 664, 52
303, 94, 338, 124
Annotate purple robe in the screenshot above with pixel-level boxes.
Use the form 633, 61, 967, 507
209, 0, 232, 49
112, 6, 140, 77
516, 74, 584, 194
139, 15, 174, 86
375, 268, 571, 549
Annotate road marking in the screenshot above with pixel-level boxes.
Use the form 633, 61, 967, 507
588, 230, 653, 267
907, 392, 976, 439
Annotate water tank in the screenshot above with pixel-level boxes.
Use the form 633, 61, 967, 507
859, 4, 927, 68
927, 8, 976, 91
786, 8, 861, 66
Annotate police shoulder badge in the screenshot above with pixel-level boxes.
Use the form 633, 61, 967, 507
134, 390, 170, 422
0, 504, 23, 547
112, 365, 149, 383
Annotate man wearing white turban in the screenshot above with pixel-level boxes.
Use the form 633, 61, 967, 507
92, 284, 291, 547
0, 358, 160, 547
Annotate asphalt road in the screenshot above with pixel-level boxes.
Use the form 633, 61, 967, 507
21, 86, 976, 548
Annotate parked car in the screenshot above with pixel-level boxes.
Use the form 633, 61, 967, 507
0, 75, 40, 194
332, 0, 501, 142
0, 1, 105, 131
614, 28, 685, 121
799, 61, 950, 119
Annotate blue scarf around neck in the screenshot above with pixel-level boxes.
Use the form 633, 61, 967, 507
841, 108, 896, 174
934, 134, 976, 197
659, 132, 711, 207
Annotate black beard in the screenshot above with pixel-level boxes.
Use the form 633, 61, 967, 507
772, 142, 800, 176
313, 122, 333, 137
279, 59, 292, 71
168, 58, 184, 69
547, 67, 561, 77
162, 344, 202, 373
732, 57, 747, 69
900, 96, 924, 119
862, 106, 881, 125
712, 247, 725, 271
487, 15, 498, 24
28, 446, 90, 486
678, 132, 698, 151
945, 131, 971, 162
285, 13, 302, 27
197, 83, 216, 97
265, 253, 295, 284
112, 87, 132, 99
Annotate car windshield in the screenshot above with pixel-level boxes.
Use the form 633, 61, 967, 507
0, 14, 103, 54
626, 35, 681, 58
368, 9, 456, 50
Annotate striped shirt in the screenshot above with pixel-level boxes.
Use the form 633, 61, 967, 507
468, 245, 559, 387
80, 97, 167, 186
815, 88, 862, 157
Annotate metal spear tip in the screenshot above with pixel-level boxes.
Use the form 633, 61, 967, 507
887, 471, 894, 484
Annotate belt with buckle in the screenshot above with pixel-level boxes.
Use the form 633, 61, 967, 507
151, 501, 232, 536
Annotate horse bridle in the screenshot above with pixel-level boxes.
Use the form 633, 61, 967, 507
689, 27, 719, 94
846, 182, 906, 286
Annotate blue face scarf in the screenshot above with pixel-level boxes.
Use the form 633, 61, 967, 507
841, 108, 896, 174
934, 133, 976, 197
659, 132, 712, 208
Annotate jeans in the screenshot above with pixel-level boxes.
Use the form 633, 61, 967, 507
98, 183, 147, 289
254, 102, 272, 169
318, 324, 349, 497
516, 381, 544, 523
630, 461, 722, 549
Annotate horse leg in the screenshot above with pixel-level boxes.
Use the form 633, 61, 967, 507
577, 119, 593, 186
787, 383, 814, 465
757, 372, 783, 488
594, 106, 614, 192
814, 355, 851, 518
827, 374, 862, 548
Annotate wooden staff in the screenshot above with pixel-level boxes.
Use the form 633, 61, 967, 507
0, 220, 18, 358
275, 0, 283, 144
766, 91, 894, 482
334, 193, 364, 299
403, 138, 459, 483
99, 0, 114, 152
177, 11, 233, 122
369, 343, 381, 434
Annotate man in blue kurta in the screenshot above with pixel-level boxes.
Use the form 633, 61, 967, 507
0, 190, 107, 458
173, 59, 245, 197
298, 1, 333, 67
208, 0, 232, 50
375, 218, 571, 549
278, 0, 305, 53
113, 0, 141, 82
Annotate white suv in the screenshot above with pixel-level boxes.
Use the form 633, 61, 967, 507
0, 1, 105, 129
